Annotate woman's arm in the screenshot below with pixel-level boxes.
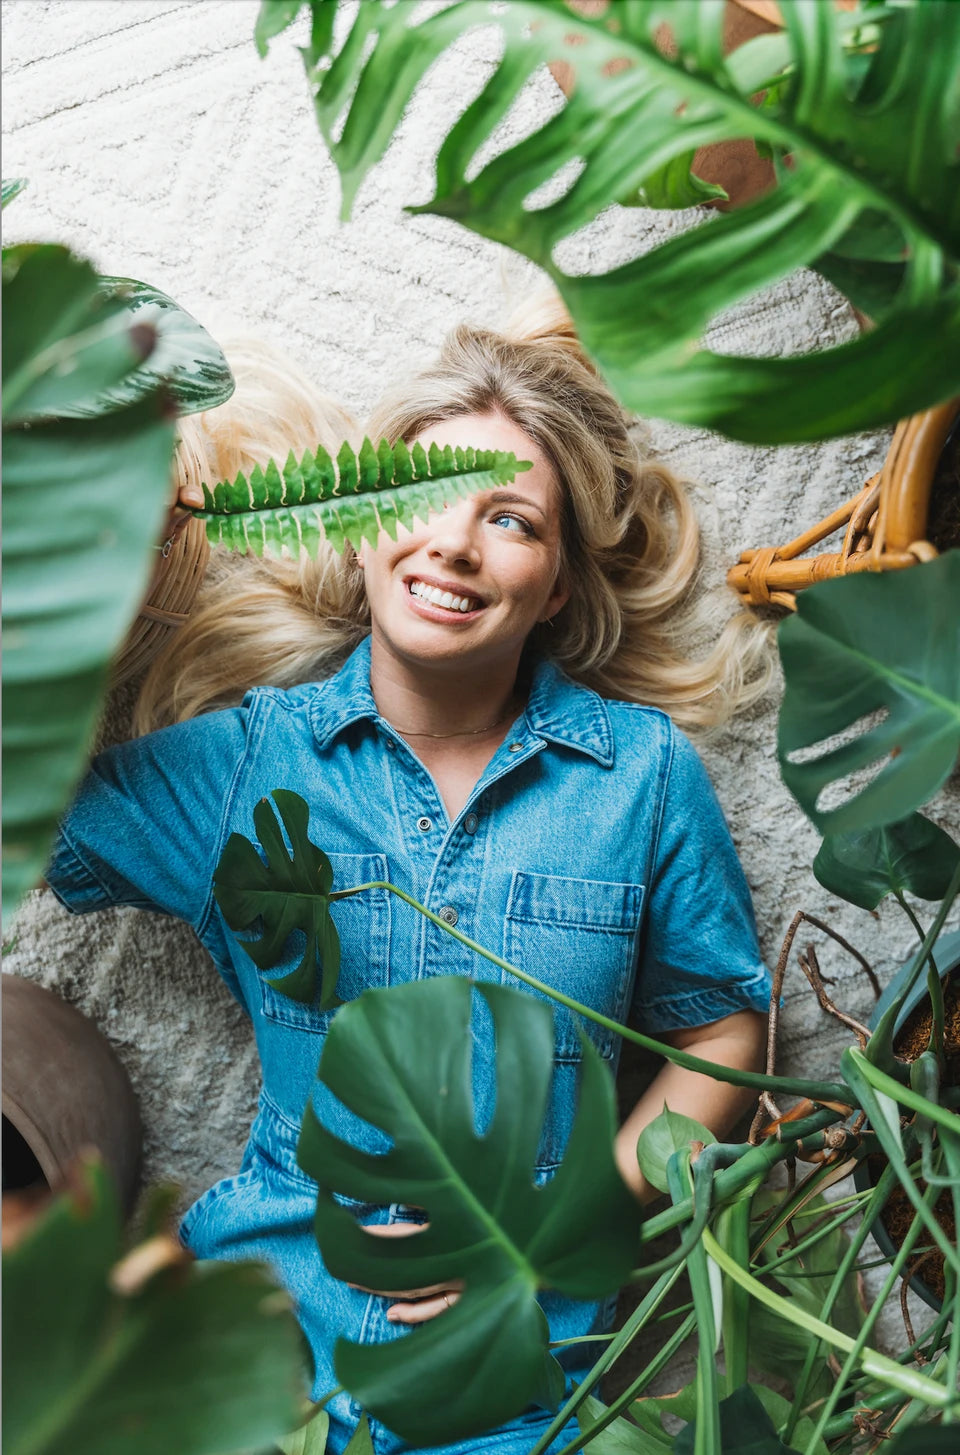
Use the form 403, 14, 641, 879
615, 1008, 767, 1203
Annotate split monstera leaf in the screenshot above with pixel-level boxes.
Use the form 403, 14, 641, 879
299, 976, 642, 1444
256, 0, 960, 444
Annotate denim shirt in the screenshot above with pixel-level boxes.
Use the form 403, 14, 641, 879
48, 637, 771, 1446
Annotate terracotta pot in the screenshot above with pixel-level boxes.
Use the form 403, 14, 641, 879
2, 975, 141, 1214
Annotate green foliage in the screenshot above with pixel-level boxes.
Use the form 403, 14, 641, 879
2, 1155, 307, 1455
263, 0, 960, 444
275, 1407, 330, 1455
2, 176, 28, 208
777, 553, 960, 835
298, 976, 642, 1444
90, 277, 234, 417
636, 1106, 717, 1195
673, 1384, 803, 1455
214, 790, 341, 1007
814, 813, 960, 910
2, 243, 177, 917
195, 437, 531, 557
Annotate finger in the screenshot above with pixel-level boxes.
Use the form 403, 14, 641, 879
346, 1279, 452, 1298
178, 485, 205, 509
359, 1221, 428, 1240
387, 1290, 460, 1324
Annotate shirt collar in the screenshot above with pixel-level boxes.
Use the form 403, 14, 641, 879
309, 635, 614, 766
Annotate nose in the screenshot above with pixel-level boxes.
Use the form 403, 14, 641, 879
425, 503, 481, 570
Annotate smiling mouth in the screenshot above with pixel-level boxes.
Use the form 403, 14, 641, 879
408, 580, 484, 614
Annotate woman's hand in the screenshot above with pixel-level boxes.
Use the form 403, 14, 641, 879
349, 1220, 462, 1325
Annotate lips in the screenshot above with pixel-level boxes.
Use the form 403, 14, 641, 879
406, 577, 485, 614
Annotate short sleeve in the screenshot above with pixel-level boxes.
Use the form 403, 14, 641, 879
631, 726, 772, 1033
45, 706, 249, 931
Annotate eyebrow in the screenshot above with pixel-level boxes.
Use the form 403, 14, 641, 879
480, 489, 548, 519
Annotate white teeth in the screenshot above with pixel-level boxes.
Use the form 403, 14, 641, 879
410, 581, 480, 613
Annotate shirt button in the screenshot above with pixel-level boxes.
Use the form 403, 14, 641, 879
384, 739, 396, 752
417, 816, 432, 832
437, 905, 459, 926
508, 742, 523, 753
463, 813, 479, 834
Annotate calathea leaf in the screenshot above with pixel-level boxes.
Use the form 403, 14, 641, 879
89, 277, 234, 417
214, 790, 341, 1007
814, 813, 960, 911
2, 176, 28, 208
277, 0, 960, 443
2, 243, 176, 919
636, 1105, 717, 1194
194, 437, 531, 558
777, 554, 960, 835
298, 976, 643, 1445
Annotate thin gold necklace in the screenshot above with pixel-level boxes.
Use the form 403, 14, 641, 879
389, 706, 517, 740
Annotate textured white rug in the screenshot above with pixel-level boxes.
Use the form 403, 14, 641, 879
4, 0, 954, 1363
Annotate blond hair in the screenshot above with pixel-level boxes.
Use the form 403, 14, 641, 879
135, 304, 770, 735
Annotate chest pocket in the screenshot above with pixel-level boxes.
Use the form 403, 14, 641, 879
259, 852, 391, 1033
502, 872, 644, 1062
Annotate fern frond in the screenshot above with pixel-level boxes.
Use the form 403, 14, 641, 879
195, 435, 531, 557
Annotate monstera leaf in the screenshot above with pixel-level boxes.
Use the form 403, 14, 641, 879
778, 554, 960, 836
298, 976, 642, 1444
214, 790, 341, 1006
814, 813, 960, 911
2, 1155, 306, 1455
194, 437, 532, 557
2, 243, 177, 918
258, 0, 960, 443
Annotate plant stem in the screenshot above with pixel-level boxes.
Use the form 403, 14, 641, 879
800, 1180, 945, 1453
553, 1311, 698, 1455
870, 861, 960, 1069
781, 1164, 898, 1444
526, 1263, 685, 1455
668, 1158, 720, 1455
702, 1228, 950, 1411
717, 1200, 751, 1393
848, 1048, 960, 1138
329, 881, 851, 1102
641, 1125, 833, 1243
893, 890, 945, 1058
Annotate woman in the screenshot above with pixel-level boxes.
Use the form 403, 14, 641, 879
48, 299, 772, 1452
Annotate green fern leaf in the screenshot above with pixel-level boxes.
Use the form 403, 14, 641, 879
194, 435, 531, 558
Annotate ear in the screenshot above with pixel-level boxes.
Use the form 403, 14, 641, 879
540, 573, 570, 624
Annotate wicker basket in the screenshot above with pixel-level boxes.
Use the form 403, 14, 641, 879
727, 399, 960, 611
110, 512, 209, 687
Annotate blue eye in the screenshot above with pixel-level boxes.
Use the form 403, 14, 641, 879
491, 512, 533, 535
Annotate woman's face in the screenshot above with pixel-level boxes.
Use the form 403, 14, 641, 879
361, 410, 570, 678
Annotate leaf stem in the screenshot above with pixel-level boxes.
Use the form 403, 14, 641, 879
527, 1262, 685, 1455
329, 881, 850, 1103
869, 861, 960, 1069
702, 1227, 950, 1412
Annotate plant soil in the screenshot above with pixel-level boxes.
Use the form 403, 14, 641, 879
867, 970, 959, 1304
